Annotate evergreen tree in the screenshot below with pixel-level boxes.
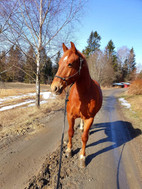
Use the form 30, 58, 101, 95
40, 48, 52, 84
52, 51, 60, 77
5, 45, 23, 82
6, 46, 15, 81
0, 51, 6, 81
14, 45, 24, 82
122, 59, 129, 81
120, 47, 136, 81
24, 45, 36, 83
105, 40, 118, 72
128, 47, 136, 72
104, 40, 121, 82
82, 31, 101, 57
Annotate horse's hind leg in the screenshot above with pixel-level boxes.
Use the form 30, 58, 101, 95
66, 115, 75, 157
79, 117, 94, 168
80, 119, 84, 131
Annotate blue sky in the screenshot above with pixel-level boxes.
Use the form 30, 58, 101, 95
75, 0, 142, 69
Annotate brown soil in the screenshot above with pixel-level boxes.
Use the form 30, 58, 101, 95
27, 125, 90, 189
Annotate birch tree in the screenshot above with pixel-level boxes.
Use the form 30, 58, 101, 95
0, 0, 84, 107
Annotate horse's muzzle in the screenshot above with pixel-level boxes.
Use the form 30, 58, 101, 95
51, 82, 63, 95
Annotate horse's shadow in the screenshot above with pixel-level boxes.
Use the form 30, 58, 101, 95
85, 121, 141, 166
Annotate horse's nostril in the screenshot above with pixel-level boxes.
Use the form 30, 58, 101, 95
54, 86, 58, 92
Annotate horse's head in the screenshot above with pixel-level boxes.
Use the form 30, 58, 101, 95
51, 42, 83, 95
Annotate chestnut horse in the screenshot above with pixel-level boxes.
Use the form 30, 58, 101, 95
51, 42, 102, 167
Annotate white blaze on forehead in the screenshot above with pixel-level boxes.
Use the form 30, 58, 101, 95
63, 56, 68, 61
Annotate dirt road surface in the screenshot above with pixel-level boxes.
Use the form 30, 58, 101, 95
0, 89, 141, 189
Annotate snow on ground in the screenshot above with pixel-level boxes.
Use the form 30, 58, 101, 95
119, 98, 131, 109
0, 100, 35, 112
0, 92, 56, 112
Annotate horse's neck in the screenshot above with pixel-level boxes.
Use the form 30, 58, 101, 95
75, 62, 92, 94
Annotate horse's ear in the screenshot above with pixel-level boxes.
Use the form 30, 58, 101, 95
62, 43, 68, 52
70, 42, 77, 53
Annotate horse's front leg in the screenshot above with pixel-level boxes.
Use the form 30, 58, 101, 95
66, 114, 75, 157
79, 117, 94, 168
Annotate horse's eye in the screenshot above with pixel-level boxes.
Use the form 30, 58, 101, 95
68, 63, 72, 68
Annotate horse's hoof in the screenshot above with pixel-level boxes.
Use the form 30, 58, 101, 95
66, 149, 72, 158
79, 155, 86, 168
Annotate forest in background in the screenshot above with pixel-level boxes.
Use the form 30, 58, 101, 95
0, 30, 141, 86
82, 31, 139, 86
0, 45, 60, 84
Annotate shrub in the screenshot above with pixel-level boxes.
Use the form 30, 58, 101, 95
128, 79, 142, 95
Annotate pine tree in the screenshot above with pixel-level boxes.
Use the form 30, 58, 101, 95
5, 45, 23, 82
52, 51, 60, 77
24, 45, 36, 83
128, 48, 136, 72
104, 40, 121, 82
40, 48, 52, 84
127, 47, 136, 80
82, 31, 101, 57
0, 51, 6, 81
105, 40, 118, 71
14, 45, 24, 82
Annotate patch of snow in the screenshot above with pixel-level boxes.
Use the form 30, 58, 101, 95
0, 100, 35, 111
41, 92, 56, 100
40, 100, 48, 105
0, 91, 56, 111
0, 93, 36, 103
119, 98, 131, 109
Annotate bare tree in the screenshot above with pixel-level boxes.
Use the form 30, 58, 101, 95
88, 50, 114, 86
0, 0, 84, 107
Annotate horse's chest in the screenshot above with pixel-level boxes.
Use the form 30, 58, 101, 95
67, 94, 95, 119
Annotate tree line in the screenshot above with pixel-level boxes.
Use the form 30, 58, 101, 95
0, 45, 60, 84
83, 31, 136, 86
0, 31, 137, 87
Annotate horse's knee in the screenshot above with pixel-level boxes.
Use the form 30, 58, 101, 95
68, 128, 74, 138
82, 131, 89, 143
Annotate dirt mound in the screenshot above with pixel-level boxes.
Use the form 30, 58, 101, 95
26, 125, 91, 189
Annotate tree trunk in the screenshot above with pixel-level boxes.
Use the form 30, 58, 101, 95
36, 51, 40, 107
36, 0, 42, 107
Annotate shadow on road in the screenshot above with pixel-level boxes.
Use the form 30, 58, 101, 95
86, 121, 141, 166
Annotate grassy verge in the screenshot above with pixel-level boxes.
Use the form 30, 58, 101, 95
119, 92, 142, 130
0, 82, 49, 98
0, 96, 64, 142
0, 82, 65, 142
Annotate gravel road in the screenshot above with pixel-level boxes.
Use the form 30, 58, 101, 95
0, 88, 141, 189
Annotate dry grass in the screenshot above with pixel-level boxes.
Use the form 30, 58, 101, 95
0, 96, 64, 140
120, 93, 142, 130
0, 88, 35, 98
0, 82, 64, 141
126, 95, 142, 117
128, 79, 142, 95
122, 79, 142, 129
0, 82, 50, 98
